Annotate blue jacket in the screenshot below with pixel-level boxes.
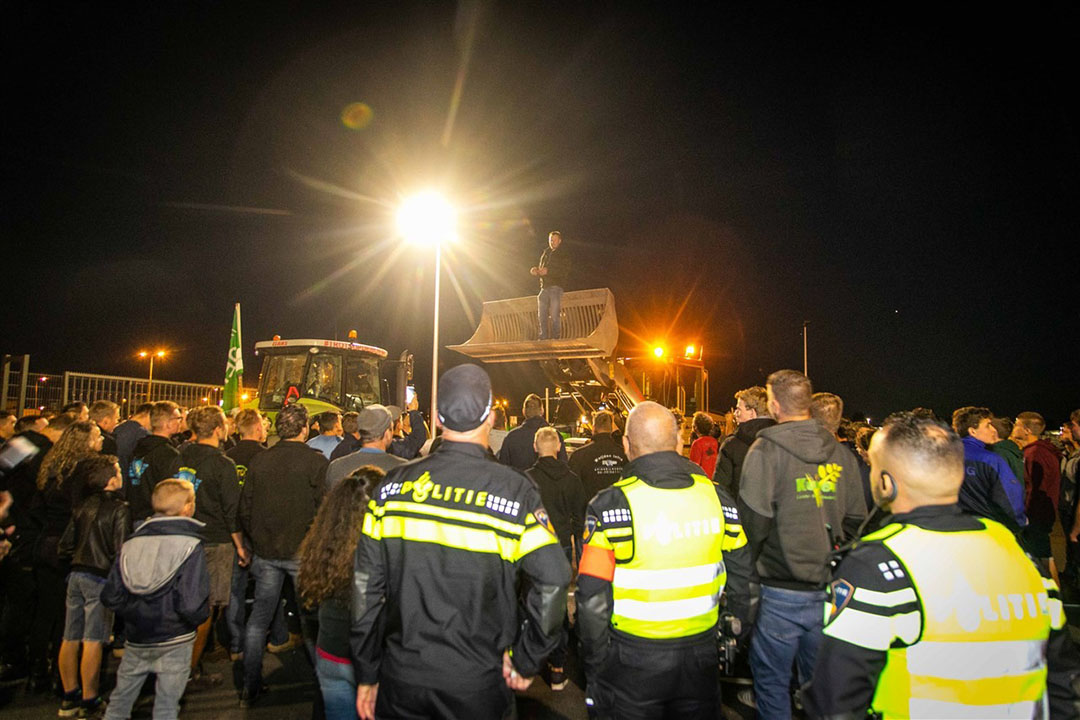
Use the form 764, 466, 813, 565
101, 516, 210, 647
958, 436, 1027, 532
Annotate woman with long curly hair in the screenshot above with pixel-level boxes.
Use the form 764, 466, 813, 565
28, 420, 103, 690
297, 466, 382, 720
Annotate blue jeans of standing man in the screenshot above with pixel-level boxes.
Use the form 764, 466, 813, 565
243, 556, 312, 694
104, 638, 193, 720
227, 554, 288, 655
316, 652, 359, 720
538, 285, 563, 339
749, 584, 826, 720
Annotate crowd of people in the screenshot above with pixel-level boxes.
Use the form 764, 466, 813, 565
1, 368, 1079, 719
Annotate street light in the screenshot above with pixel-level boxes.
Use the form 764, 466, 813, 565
397, 191, 457, 436
138, 350, 166, 402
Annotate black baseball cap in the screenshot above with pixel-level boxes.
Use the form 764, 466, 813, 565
437, 364, 493, 432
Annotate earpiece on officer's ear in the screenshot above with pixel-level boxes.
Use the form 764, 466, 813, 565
881, 471, 898, 504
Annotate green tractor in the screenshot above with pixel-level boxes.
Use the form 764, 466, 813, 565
244, 335, 412, 430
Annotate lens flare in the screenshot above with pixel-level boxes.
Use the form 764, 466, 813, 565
341, 102, 374, 130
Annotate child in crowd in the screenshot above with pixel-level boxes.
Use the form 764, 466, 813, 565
57, 455, 130, 718
101, 479, 209, 720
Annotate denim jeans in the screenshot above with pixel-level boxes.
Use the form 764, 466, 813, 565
749, 585, 826, 720
243, 555, 313, 693
227, 554, 287, 653
537, 285, 564, 339
104, 638, 193, 720
316, 651, 358, 720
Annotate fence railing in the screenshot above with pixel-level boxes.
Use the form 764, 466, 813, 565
2, 355, 227, 415
63, 372, 225, 413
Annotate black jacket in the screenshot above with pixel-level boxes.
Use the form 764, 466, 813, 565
240, 440, 327, 560
0, 430, 51, 561
329, 434, 361, 461
737, 419, 866, 590
567, 432, 627, 503
127, 435, 179, 524
167, 444, 240, 544
225, 439, 266, 487
388, 409, 427, 461
351, 440, 571, 688
498, 416, 567, 470
538, 244, 569, 289
100, 430, 118, 457
526, 456, 587, 549
59, 490, 130, 577
102, 516, 209, 646
713, 417, 776, 498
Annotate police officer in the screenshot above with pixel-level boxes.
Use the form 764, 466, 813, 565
576, 401, 751, 719
805, 412, 1080, 719
350, 364, 571, 720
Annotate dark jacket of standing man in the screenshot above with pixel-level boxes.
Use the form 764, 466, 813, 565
498, 394, 567, 470
568, 410, 627, 502
526, 427, 587, 552
351, 364, 570, 720
713, 386, 775, 498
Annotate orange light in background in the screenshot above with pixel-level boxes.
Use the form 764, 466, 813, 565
341, 102, 374, 130
685, 344, 696, 358
241, 393, 249, 402
653, 346, 665, 358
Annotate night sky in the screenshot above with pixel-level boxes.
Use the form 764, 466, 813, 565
3, 3, 1077, 424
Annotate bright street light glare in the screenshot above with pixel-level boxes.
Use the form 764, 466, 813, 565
396, 191, 457, 247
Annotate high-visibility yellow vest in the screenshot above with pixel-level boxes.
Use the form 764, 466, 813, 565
609, 474, 728, 639
870, 519, 1059, 719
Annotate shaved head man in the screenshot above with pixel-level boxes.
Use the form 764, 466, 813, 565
622, 401, 680, 459
577, 399, 751, 718
807, 412, 1074, 718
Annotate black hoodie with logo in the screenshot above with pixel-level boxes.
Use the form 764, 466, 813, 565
127, 435, 180, 524
737, 419, 865, 590
167, 444, 240, 545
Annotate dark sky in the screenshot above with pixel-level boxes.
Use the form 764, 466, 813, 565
3, 3, 1077, 424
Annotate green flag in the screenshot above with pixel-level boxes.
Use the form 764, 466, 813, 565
223, 303, 244, 412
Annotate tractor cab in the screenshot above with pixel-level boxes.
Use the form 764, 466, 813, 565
251, 337, 409, 423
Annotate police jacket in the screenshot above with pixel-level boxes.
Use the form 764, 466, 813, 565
240, 439, 327, 560
168, 443, 240, 545
350, 440, 571, 690
568, 432, 627, 502
497, 415, 567, 470
127, 434, 179, 524
59, 490, 130, 577
576, 451, 752, 680
102, 516, 210, 647
804, 504, 1080, 719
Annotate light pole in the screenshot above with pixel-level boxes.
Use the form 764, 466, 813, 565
397, 191, 457, 437
138, 350, 166, 402
802, 321, 810, 377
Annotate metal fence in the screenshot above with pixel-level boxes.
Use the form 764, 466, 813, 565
63, 372, 225, 413
1, 354, 227, 414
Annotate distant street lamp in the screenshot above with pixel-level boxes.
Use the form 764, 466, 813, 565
138, 350, 166, 402
397, 191, 457, 436
35, 376, 47, 410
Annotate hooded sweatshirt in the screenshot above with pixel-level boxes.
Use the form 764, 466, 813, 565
526, 456, 586, 548
167, 443, 241, 544
713, 417, 776, 498
738, 419, 866, 590
1024, 439, 1063, 527
127, 434, 179, 524
101, 516, 209, 646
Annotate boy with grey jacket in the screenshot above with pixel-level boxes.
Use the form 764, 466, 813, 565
101, 479, 209, 720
